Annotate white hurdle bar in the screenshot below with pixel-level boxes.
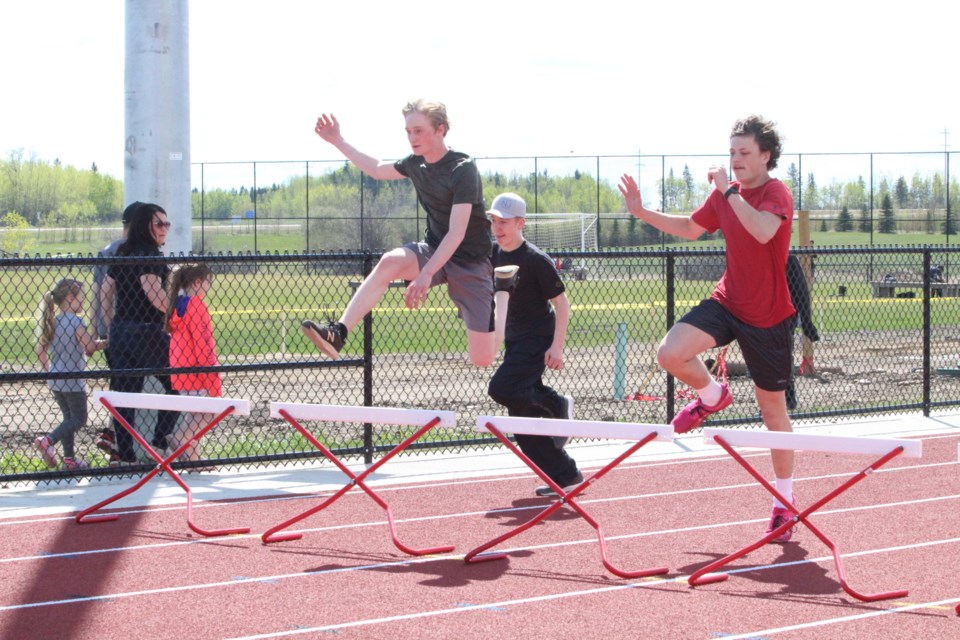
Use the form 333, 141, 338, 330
468, 415, 673, 579
693, 426, 922, 602
262, 402, 457, 554
80, 390, 251, 537
93, 390, 251, 416
702, 427, 922, 458
475, 415, 674, 442
271, 401, 456, 427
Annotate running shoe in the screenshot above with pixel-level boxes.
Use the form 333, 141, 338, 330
301, 320, 346, 359
534, 470, 585, 497
96, 429, 118, 455
34, 435, 58, 468
494, 265, 519, 292
61, 457, 90, 471
765, 497, 799, 543
671, 383, 733, 434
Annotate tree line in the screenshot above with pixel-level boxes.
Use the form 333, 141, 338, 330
4, 150, 960, 254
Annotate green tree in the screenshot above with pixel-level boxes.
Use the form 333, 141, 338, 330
785, 162, 801, 205
879, 193, 896, 233
802, 173, 819, 209
0, 211, 33, 254
858, 204, 872, 233
894, 176, 909, 207
836, 205, 853, 232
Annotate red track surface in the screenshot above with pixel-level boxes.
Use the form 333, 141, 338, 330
2, 434, 959, 639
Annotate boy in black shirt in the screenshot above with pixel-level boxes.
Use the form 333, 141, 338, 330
487, 193, 582, 496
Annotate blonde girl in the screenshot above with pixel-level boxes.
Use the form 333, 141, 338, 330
35, 278, 108, 470
165, 264, 220, 464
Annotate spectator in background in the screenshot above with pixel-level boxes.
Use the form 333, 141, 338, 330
101, 203, 180, 465
785, 254, 819, 410
165, 263, 221, 466
91, 201, 141, 458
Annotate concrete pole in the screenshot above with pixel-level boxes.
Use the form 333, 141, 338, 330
124, 0, 191, 256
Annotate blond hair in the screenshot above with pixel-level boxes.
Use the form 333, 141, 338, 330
164, 264, 214, 331
38, 279, 83, 348
402, 99, 449, 136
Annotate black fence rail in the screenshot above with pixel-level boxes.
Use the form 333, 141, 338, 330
2, 246, 959, 485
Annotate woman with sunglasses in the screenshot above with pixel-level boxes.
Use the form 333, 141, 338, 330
100, 203, 180, 465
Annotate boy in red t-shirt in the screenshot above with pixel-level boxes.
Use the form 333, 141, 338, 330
619, 115, 798, 542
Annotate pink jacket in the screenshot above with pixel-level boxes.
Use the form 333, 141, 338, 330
168, 295, 222, 397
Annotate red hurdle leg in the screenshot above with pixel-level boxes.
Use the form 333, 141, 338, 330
688, 434, 908, 602
464, 422, 669, 579
75, 399, 250, 537
261, 410, 454, 556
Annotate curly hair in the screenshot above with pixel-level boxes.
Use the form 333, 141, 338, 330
731, 115, 783, 170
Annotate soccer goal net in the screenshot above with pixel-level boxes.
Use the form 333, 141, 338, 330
524, 213, 599, 251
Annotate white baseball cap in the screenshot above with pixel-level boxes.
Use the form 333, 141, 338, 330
486, 192, 526, 219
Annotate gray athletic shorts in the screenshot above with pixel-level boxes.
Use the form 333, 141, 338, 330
404, 242, 494, 333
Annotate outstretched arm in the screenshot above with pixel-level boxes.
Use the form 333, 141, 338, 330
618, 174, 706, 240
314, 113, 404, 180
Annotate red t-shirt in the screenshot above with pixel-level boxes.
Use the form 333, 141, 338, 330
691, 179, 795, 328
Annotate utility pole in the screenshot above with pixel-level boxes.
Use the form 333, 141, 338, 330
125, 0, 191, 256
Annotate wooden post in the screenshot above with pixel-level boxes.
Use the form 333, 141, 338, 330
798, 211, 815, 374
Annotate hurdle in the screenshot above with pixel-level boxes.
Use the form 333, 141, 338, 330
465, 415, 674, 579
260, 402, 457, 555
689, 427, 923, 602
76, 391, 251, 537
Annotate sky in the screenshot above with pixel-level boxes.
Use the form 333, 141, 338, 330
1, 0, 958, 184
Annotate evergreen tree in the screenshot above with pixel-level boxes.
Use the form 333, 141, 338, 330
836, 205, 853, 231
894, 176, 909, 207
858, 204, 872, 233
803, 173, 819, 209
786, 162, 801, 205
879, 194, 896, 233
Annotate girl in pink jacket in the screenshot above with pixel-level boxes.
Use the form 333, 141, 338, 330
165, 264, 221, 464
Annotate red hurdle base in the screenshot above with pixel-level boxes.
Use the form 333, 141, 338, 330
688, 433, 909, 602
260, 409, 454, 556
75, 397, 250, 538
464, 421, 669, 579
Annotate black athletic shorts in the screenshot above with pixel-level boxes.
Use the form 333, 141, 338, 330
678, 298, 795, 392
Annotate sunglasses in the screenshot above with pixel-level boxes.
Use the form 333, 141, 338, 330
153, 219, 172, 228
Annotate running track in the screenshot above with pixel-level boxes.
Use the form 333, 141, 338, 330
1, 415, 959, 639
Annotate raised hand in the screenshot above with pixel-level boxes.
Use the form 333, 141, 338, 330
314, 113, 342, 143
618, 174, 644, 217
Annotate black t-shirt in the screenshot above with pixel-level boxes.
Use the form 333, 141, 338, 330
108, 243, 170, 325
493, 240, 566, 340
394, 149, 490, 262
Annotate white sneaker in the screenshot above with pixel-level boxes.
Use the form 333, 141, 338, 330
553, 395, 574, 449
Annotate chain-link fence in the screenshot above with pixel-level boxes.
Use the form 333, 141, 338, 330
2, 246, 959, 485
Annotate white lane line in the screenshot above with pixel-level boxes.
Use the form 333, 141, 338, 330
716, 596, 960, 639
221, 537, 960, 640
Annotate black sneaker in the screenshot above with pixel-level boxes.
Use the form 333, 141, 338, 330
301, 320, 346, 359
534, 470, 585, 497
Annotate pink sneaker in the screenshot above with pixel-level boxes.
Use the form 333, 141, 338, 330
671, 384, 732, 434
61, 457, 90, 471
765, 497, 798, 543
33, 436, 58, 468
